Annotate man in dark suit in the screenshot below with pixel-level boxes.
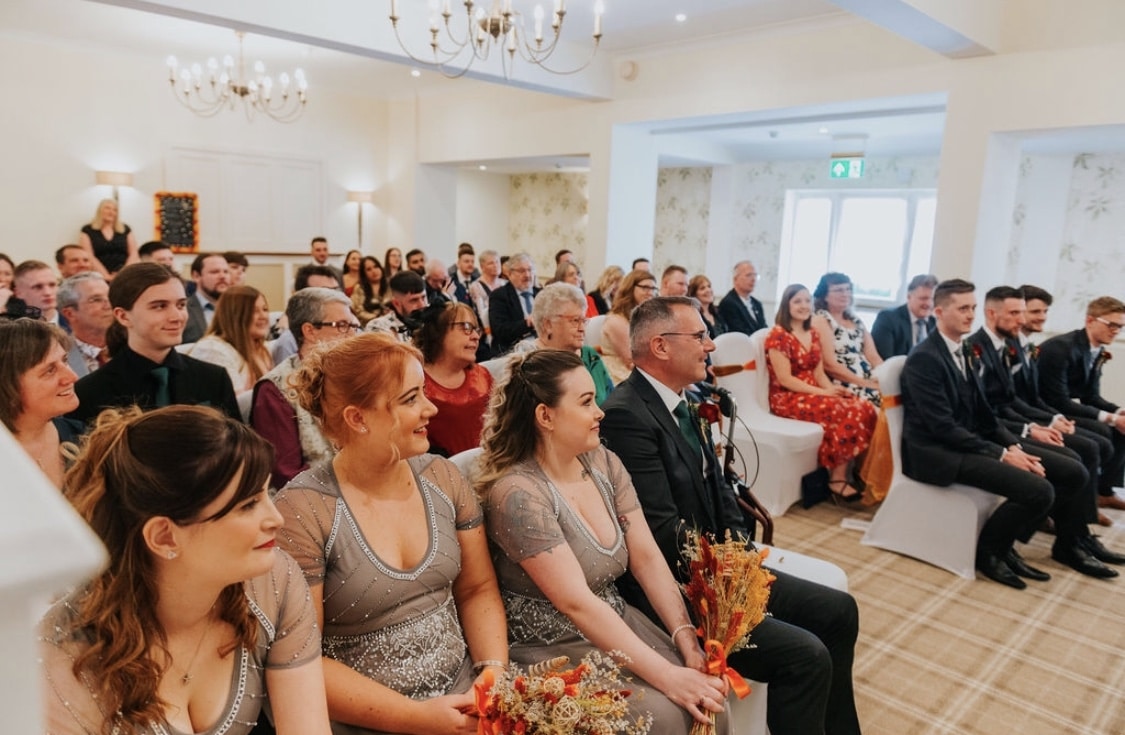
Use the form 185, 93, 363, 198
601, 296, 861, 735
488, 252, 540, 355
69, 263, 240, 423
968, 287, 1123, 567
1037, 295, 1125, 516
870, 273, 938, 359
717, 260, 768, 335
901, 280, 1115, 587
182, 252, 230, 344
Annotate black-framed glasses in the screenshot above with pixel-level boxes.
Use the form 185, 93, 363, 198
660, 331, 710, 344
450, 321, 483, 335
636, 284, 658, 291
1095, 316, 1125, 331
312, 320, 361, 334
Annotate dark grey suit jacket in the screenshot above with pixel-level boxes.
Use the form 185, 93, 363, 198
183, 295, 209, 344
1037, 328, 1119, 420
717, 289, 766, 336
871, 303, 935, 360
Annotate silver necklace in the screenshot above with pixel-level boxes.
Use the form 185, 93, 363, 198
178, 606, 215, 685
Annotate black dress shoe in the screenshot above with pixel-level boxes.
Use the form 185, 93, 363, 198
1005, 549, 1051, 581
1079, 536, 1125, 565
1052, 544, 1120, 579
977, 553, 1027, 589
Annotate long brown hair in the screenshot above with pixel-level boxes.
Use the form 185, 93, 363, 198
205, 285, 271, 382
63, 405, 272, 735
475, 349, 585, 494
610, 269, 656, 318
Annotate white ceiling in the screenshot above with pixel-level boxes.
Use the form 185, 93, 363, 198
12, 0, 1122, 171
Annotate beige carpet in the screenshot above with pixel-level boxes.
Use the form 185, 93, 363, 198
771, 502, 1125, 735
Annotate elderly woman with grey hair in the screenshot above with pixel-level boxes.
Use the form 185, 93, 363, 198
513, 282, 614, 405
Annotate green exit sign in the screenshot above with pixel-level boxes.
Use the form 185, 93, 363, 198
830, 157, 865, 179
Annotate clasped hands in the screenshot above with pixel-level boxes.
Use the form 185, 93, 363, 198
1002, 444, 1046, 477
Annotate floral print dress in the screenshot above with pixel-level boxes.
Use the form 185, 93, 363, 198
764, 326, 877, 469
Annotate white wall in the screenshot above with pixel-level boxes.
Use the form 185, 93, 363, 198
455, 170, 510, 258
0, 33, 388, 265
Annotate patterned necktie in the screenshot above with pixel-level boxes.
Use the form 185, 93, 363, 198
151, 366, 171, 408
521, 291, 534, 315
673, 401, 702, 458
915, 318, 927, 346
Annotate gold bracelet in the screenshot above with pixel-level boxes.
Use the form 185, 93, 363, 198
670, 624, 696, 641
473, 659, 509, 672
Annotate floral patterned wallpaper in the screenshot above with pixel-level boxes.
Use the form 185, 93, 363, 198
508, 172, 589, 276
653, 167, 713, 277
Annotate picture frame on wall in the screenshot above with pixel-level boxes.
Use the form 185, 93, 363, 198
154, 191, 199, 252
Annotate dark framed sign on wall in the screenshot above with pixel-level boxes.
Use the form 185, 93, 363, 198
154, 191, 199, 252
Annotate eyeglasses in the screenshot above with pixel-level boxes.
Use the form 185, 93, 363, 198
312, 320, 361, 334
828, 285, 853, 294
450, 321, 483, 335
509, 266, 533, 275
554, 315, 588, 327
636, 284, 658, 292
660, 331, 710, 344
1096, 316, 1125, 331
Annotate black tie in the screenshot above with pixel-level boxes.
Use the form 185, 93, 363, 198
151, 366, 171, 408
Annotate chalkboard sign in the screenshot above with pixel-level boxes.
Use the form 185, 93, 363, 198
154, 192, 199, 252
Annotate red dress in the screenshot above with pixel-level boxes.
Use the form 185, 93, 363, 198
423, 364, 494, 456
764, 326, 876, 469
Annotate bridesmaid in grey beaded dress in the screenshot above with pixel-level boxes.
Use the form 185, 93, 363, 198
274, 333, 508, 735
39, 406, 329, 735
475, 350, 731, 735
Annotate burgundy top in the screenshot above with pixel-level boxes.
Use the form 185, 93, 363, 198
423, 364, 493, 456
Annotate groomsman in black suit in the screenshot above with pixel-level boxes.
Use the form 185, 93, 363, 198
717, 260, 768, 335
1017, 285, 1116, 526
601, 296, 861, 735
1037, 295, 1125, 516
968, 287, 1123, 568
901, 280, 1115, 588
870, 273, 938, 359
488, 252, 541, 354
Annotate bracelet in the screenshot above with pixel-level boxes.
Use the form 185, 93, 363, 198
473, 659, 509, 672
670, 623, 696, 641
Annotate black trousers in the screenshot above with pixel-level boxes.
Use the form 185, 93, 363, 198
1021, 440, 1091, 543
727, 569, 861, 735
956, 453, 1055, 557
1072, 417, 1125, 494
1059, 427, 1110, 521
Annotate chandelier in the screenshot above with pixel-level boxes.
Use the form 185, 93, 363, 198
389, 0, 604, 79
166, 32, 308, 123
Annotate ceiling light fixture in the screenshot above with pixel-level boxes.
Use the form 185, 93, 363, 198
166, 31, 308, 122
389, 0, 605, 79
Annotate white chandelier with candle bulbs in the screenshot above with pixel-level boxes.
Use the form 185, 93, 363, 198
166, 32, 308, 123
389, 0, 604, 79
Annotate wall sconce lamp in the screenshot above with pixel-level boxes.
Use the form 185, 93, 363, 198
94, 170, 134, 203
346, 190, 375, 249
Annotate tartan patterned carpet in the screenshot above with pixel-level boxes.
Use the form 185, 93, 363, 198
771, 500, 1125, 735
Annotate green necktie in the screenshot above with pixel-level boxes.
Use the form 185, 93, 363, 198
151, 366, 171, 408
673, 400, 702, 458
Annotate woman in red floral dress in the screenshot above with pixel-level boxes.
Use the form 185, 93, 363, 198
764, 283, 877, 501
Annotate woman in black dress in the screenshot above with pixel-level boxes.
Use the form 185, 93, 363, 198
79, 198, 139, 278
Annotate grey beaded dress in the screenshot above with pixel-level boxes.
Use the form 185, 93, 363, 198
483, 445, 730, 735
275, 455, 482, 735
39, 551, 321, 735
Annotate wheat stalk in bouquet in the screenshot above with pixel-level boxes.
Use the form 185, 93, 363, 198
680, 529, 775, 735
473, 650, 652, 735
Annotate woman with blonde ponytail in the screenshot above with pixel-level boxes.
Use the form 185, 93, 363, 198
39, 405, 330, 735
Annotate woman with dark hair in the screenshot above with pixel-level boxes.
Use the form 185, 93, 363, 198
476, 350, 729, 734
40, 405, 330, 735
350, 255, 388, 326
413, 301, 493, 456
0, 252, 14, 313
78, 198, 139, 277
383, 247, 403, 279
688, 274, 726, 340
183, 285, 273, 393
548, 260, 583, 289
765, 284, 877, 502
275, 333, 507, 735
340, 249, 363, 296
0, 319, 82, 487
600, 269, 659, 384
811, 273, 882, 404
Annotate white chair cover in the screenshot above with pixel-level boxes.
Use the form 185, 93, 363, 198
711, 331, 823, 517
860, 357, 1003, 579
584, 314, 607, 351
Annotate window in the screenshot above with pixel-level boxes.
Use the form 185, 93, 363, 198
778, 190, 936, 308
